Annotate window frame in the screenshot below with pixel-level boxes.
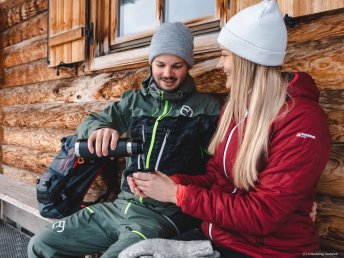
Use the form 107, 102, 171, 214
87, 0, 229, 72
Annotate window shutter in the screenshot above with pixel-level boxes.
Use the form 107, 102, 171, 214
48, 0, 86, 67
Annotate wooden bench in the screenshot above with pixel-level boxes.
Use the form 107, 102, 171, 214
0, 173, 54, 235
0, 173, 340, 257
0, 174, 100, 258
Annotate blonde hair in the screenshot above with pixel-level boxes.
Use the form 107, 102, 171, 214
208, 54, 288, 191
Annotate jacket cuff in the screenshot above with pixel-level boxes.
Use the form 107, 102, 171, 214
176, 185, 188, 207
170, 175, 181, 184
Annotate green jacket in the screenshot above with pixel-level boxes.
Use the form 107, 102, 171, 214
77, 74, 221, 193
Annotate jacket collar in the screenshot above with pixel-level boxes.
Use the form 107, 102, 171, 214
141, 73, 196, 101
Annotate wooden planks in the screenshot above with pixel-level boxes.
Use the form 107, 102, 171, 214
317, 195, 344, 253
0, 173, 53, 234
0, 102, 112, 130
0, 0, 47, 32
228, 0, 344, 18
2, 58, 76, 88
0, 73, 118, 105
317, 144, 344, 197
0, 11, 47, 49
0, 126, 74, 153
278, 0, 344, 17
1, 35, 47, 68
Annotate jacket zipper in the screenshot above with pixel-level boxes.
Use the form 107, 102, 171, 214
138, 124, 146, 171
155, 130, 170, 171
145, 100, 170, 169
223, 114, 247, 179
208, 223, 213, 240
162, 214, 180, 236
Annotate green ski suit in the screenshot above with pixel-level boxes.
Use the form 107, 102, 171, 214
28, 74, 221, 258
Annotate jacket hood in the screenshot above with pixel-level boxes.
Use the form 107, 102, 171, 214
141, 72, 196, 100
287, 72, 319, 102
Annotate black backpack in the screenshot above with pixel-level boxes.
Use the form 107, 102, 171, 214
36, 135, 118, 219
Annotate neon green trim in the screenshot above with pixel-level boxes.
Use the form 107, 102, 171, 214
124, 202, 132, 214
131, 230, 148, 240
86, 207, 94, 214
139, 197, 143, 204
145, 100, 169, 169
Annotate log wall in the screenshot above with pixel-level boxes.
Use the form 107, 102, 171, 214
0, 0, 343, 254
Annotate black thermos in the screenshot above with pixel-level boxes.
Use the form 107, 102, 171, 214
75, 138, 143, 159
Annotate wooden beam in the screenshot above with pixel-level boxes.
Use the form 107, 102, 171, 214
0, 0, 25, 10
0, 101, 112, 130
316, 194, 344, 253
1, 35, 47, 68
0, 0, 47, 32
1, 58, 75, 88
284, 36, 344, 90
327, 111, 344, 143
0, 126, 74, 153
0, 11, 47, 49
48, 27, 84, 47
317, 144, 344, 197
288, 8, 344, 44
1, 144, 56, 174
0, 73, 121, 106
278, 0, 344, 17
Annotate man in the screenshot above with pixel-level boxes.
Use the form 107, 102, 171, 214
28, 22, 221, 258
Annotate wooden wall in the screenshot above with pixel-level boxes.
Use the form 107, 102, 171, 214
0, 0, 343, 254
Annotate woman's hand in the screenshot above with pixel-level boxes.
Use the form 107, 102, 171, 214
132, 171, 178, 203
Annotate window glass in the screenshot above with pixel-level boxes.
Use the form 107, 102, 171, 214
165, 0, 214, 23
119, 0, 156, 36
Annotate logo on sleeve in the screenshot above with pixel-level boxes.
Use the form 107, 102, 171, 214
180, 105, 193, 117
296, 133, 316, 139
52, 220, 66, 233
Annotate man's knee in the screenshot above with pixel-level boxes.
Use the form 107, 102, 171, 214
27, 228, 60, 258
28, 233, 45, 258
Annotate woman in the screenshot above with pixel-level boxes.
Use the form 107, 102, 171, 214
128, 0, 331, 257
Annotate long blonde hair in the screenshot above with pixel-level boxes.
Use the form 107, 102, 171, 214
208, 54, 288, 191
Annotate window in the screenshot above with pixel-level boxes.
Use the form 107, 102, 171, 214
47, 0, 344, 71
88, 0, 229, 71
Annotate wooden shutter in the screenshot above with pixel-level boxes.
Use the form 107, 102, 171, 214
48, 0, 86, 67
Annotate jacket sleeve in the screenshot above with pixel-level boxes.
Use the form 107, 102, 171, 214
77, 91, 134, 138
178, 104, 331, 236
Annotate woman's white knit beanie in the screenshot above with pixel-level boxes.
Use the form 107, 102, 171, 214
217, 0, 287, 66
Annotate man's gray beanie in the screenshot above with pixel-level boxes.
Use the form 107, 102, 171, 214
149, 22, 194, 67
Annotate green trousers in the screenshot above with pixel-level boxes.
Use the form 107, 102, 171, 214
28, 197, 190, 258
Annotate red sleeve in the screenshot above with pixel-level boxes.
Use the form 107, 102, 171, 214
178, 105, 331, 235
176, 185, 187, 206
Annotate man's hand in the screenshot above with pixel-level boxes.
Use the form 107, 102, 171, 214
132, 171, 178, 203
88, 128, 119, 157
127, 175, 147, 198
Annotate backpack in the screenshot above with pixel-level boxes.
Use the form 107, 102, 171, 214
36, 135, 118, 219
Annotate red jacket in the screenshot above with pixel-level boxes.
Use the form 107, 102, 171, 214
174, 73, 331, 257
